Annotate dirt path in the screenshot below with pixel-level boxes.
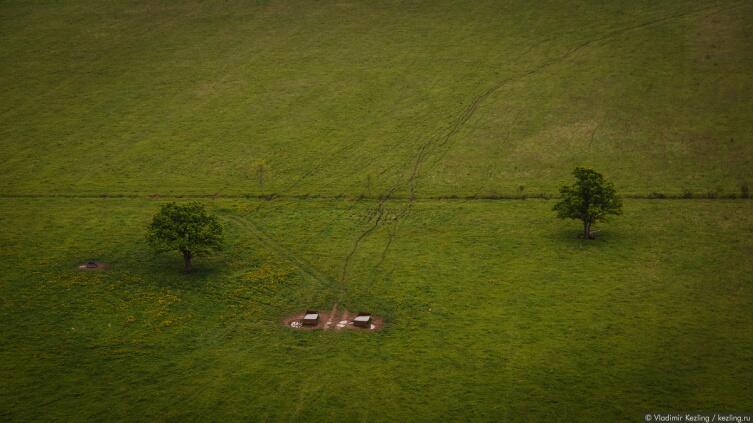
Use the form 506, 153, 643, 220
323, 303, 338, 330
336, 309, 351, 330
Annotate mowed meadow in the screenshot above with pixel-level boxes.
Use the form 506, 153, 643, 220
1, 0, 752, 197
1, 0, 753, 421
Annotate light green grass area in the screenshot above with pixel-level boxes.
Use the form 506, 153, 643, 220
1, 0, 752, 197
1, 198, 752, 420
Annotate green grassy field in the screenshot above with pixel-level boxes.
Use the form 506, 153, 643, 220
1, 0, 752, 197
2, 0, 753, 421
0, 199, 753, 421
1, 199, 752, 421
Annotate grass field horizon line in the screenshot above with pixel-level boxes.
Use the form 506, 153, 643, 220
1, 192, 751, 201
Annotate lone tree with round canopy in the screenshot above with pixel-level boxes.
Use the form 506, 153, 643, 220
146, 202, 223, 272
553, 167, 622, 239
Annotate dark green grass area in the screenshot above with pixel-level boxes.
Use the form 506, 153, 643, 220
1, 0, 752, 197
1, 198, 751, 420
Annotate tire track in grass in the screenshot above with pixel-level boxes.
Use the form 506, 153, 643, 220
225, 215, 338, 292
339, 200, 387, 284
373, 219, 399, 271
337, 190, 392, 286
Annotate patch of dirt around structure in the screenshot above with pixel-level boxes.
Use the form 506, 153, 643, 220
338, 309, 384, 331
283, 311, 333, 331
78, 261, 109, 270
284, 306, 384, 331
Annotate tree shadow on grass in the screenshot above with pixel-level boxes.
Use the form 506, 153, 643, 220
137, 254, 227, 290
547, 225, 626, 249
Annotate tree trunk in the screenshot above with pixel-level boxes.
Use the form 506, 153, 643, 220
583, 219, 593, 239
182, 250, 192, 272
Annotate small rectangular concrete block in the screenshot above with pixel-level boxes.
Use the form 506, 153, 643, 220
302, 311, 319, 326
353, 313, 372, 328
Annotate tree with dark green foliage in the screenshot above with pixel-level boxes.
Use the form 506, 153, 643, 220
554, 167, 622, 239
146, 202, 223, 272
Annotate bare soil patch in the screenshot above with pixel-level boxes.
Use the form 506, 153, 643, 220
338, 309, 384, 331
283, 311, 332, 331
285, 306, 383, 331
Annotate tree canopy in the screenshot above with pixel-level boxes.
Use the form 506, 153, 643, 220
146, 202, 223, 271
553, 167, 622, 239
